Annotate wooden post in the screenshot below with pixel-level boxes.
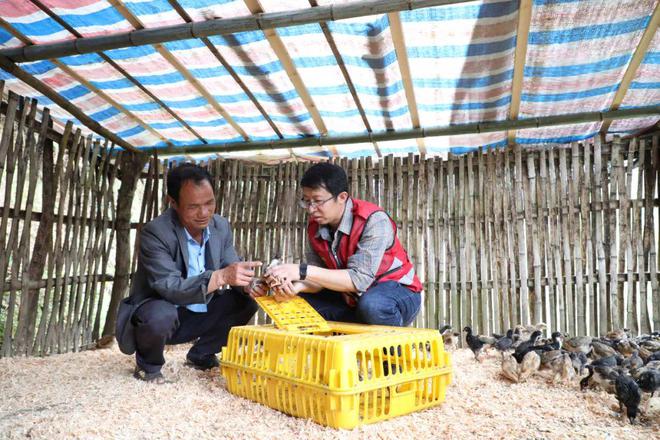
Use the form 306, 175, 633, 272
102, 151, 149, 338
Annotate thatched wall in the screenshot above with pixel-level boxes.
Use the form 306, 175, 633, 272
0, 90, 658, 357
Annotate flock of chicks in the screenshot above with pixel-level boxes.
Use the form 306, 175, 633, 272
439, 324, 659, 425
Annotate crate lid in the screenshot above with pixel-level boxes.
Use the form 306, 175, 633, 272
255, 295, 330, 333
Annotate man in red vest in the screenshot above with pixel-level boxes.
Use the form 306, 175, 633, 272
258, 162, 422, 326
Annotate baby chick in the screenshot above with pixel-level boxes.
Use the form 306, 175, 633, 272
518, 351, 541, 383
615, 374, 641, 424
501, 352, 519, 383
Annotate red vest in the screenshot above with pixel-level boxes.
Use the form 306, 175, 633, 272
307, 198, 422, 292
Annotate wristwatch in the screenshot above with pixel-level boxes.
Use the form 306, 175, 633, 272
299, 262, 308, 281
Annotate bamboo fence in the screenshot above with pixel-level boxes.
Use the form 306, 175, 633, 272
0, 90, 658, 358
136, 140, 659, 339
0, 90, 118, 357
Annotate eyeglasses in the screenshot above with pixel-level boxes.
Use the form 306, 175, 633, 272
298, 196, 336, 210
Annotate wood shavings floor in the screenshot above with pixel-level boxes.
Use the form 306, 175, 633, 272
1, 344, 657, 439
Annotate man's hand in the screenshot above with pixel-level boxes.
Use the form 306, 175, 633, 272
214, 261, 262, 288
272, 281, 304, 302
264, 263, 299, 285
245, 277, 268, 298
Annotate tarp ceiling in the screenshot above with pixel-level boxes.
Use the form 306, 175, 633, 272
0, 0, 658, 162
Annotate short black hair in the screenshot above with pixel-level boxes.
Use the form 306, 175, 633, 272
167, 163, 213, 203
300, 162, 348, 197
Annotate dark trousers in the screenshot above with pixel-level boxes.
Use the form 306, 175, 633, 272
132, 289, 257, 373
299, 281, 421, 327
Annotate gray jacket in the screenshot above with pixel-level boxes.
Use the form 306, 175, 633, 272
128, 208, 239, 305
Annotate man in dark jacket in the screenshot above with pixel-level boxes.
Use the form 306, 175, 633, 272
125, 163, 260, 383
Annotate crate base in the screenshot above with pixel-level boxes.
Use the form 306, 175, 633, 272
221, 321, 452, 429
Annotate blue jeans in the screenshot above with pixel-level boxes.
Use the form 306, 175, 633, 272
299, 281, 421, 327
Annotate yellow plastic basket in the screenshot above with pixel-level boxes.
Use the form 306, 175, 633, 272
220, 321, 452, 429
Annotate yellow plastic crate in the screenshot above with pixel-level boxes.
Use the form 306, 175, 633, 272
220, 321, 452, 429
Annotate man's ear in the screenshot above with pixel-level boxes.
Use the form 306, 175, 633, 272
167, 195, 177, 208
337, 192, 349, 203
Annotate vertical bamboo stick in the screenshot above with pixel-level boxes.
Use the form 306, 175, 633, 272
582, 141, 595, 336
623, 139, 636, 331
447, 155, 459, 332
437, 159, 447, 326
609, 138, 622, 329
2, 97, 34, 356
594, 137, 608, 334
466, 153, 478, 331
526, 151, 543, 327
504, 149, 517, 327
426, 157, 437, 328
547, 148, 564, 332
13, 100, 44, 355
571, 142, 586, 336
488, 150, 502, 332
46, 129, 82, 352
558, 148, 574, 335
33, 122, 72, 354
458, 155, 468, 332
650, 137, 659, 332
641, 138, 654, 333
538, 149, 552, 333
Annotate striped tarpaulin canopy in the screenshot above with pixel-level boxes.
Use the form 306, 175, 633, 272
0, 0, 658, 161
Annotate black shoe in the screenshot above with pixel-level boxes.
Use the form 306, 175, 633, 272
133, 366, 167, 384
185, 354, 220, 371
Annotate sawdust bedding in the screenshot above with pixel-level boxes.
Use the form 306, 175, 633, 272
0, 344, 657, 440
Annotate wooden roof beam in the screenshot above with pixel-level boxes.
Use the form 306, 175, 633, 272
167, 0, 283, 143
150, 105, 660, 155
0, 1, 477, 63
388, 12, 425, 155
508, 0, 532, 146
0, 18, 171, 148
27, 0, 207, 145
0, 21, 139, 153
308, 0, 381, 158
244, 0, 337, 157
107, 0, 249, 141
600, 3, 660, 135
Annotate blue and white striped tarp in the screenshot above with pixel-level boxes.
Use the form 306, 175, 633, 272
0, 0, 658, 161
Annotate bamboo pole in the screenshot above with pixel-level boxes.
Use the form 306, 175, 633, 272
46, 129, 82, 352
526, 150, 543, 326
641, 138, 655, 333
558, 148, 574, 335
651, 136, 659, 332
0, 93, 21, 314
94, 146, 119, 339
609, 137, 622, 329
623, 139, 636, 331
504, 149, 517, 327
33, 122, 72, 354
571, 142, 586, 336
514, 146, 530, 326
15, 107, 50, 354
594, 138, 608, 334
582, 142, 595, 336
437, 159, 448, 327
10, 100, 43, 355
538, 149, 552, 332
1, 97, 33, 356
149, 107, 660, 156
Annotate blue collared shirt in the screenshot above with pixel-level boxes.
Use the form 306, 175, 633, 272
184, 227, 210, 312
